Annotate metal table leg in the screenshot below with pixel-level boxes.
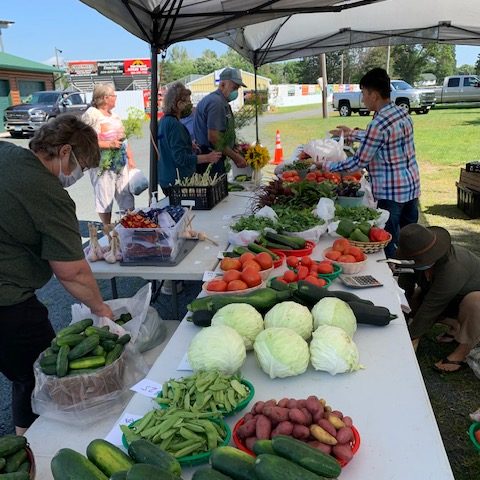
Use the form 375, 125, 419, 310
110, 278, 118, 298
171, 280, 179, 320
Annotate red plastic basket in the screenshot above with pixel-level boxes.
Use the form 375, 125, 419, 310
232, 417, 360, 468
272, 251, 286, 269
270, 240, 315, 258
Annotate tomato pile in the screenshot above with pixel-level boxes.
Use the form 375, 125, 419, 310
206, 252, 273, 292
120, 212, 158, 229
274, 255, 330, 287
324, 238, 366, 263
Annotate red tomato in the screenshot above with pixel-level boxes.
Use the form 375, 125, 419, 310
276, 277, 288, 284
220, 257, 242, 271
255, 252, 273, 270
300, 256, 312, 267
286, 256, 300, 268
242, 260, 261, 272
227, 279, 248, 291
206, 280, 228, 292
316, 278, 327, 287
475, 429, 480, 443
240, 268, 262, 287
305, 275, 319, 285
317, 262, 334, 274
223, 269, 242, 283
283, 270, 298, 283
309, 264, 318, 274
297, 265, 309, 280
306, 172, 317, 181
332, 238, 351, 253
325, 249, 342, 261
338, 254, 356, 263
239, 252, 256, 265
344, 246, 365, 262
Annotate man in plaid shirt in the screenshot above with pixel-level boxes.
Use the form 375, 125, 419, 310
325, 68, 420, 258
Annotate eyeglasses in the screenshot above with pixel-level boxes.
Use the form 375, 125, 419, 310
106, 94, 117, 98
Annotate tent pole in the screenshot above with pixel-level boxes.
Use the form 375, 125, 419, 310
254, 65, 259, 143
149, 44, 159, 201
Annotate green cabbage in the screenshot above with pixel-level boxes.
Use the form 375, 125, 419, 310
211, 303, 264, 350
312, 297, 357, 337
310, 325, 362, 375
264, 301, 313, 340
188, 325, 246, 374
253, 327, 309, 379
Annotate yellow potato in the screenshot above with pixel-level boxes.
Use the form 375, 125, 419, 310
310, 424, 337, 445
327, 414, 345, 429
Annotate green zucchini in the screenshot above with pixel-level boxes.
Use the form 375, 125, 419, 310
86, 439, 134, 477
56, 318, 94, 338
51, 448, 108, 480
188, 288, 292, 313
127, 439, 181, 476
271, 435, 341, 478
254, 454, 324, 480
347, 301, 396, 326
0, 472, 29, 479
193, 468, 233, 480
125, 463, 179, 480
210, 446, 256, 480
189, 310, 214, 327
68, 335, 100, 360
247, 243, 279, 260
252, 440, 275, 456
105, 345, 124, 365
85, 326, 119, 342
232, 246, 250, 256
69, 355, 105, 370
4, 448, 27, 474
0, 437, 26, 458
117, 334, 131, 346
265, 241, 292, 250
56, 334, 85, 347
269, 277, 296, 292
265, 232, 306, 249
56, 345, 70, 377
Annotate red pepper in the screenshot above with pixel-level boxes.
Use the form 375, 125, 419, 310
369, 227, 390, 242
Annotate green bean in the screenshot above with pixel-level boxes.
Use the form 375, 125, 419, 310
179, 427, 204, 442
133, 410, 155, 434
173, 442, 204, 458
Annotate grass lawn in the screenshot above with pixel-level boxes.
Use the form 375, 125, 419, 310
254, 105, 480, 479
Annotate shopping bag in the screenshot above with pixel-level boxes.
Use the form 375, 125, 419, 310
128, 167, 149, 195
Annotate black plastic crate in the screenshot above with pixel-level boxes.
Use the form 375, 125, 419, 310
169, 174, 228, 210
456, 182, 480, 218
466, 161, 480, 173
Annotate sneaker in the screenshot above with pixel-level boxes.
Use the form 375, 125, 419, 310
160, 280, 184, 295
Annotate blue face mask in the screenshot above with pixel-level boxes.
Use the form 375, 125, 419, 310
414, 263, 434, 271
228, 90, 239, 102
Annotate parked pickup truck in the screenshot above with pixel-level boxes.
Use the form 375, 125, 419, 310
332, 80, 436, 116
4, 91, 89, 138
434, 75, 480, 104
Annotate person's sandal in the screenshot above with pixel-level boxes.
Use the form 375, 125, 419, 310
435, 333, 458, 344
433, 357, 467, 373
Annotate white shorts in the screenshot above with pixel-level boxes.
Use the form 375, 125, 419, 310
89, 166, 134, 214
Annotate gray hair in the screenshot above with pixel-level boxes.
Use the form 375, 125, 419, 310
91, 83, 115, 108
163, 82, 191, 115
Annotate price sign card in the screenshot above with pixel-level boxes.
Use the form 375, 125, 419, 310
202, 271, 222, 282
177, 352, 193, 371
104, 412, 142, 446
130, 378, 163, 398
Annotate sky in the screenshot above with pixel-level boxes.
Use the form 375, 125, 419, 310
1, 0, 479, 68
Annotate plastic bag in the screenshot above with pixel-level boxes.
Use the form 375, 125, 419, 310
136, 306, 167, 353
303, 136, 346, 163
255, 206, 278, 220
128, 167, 149, 195
228, 229, 261, 246
286, 223, 327, 243
31, 317, 148, 425
467, 347, 480, 381
315, 197, 336, 223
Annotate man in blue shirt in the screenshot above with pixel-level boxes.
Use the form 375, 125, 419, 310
194, 67, 248, 175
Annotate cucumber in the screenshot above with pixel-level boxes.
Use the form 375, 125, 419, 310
109, 471, 128, 480
68, 335, 100, 360
56, 345, 70, 378
254, 454, 324, 480
57, 334, 85, 347
125, 463, 179, 480
85, 326, 119, 341
0, 457, 5, 471
0, 472, 29, 479
247, 243, 279, 260
105, 345, 124, 366
67, 368, 100, 376
117, 334, 131, 346
86, 439, 134, 477
15, 461, 30, 473
69, 356, 106, 370
51, 448, 108, 480
210, 446, 256, 480
271, 435, 341, 478
40, 364, 57, 375
265, 241, 292, 250
127, 439, 181, 476
265, 232, 306, 249
232, 246, 250, 256
190, 310, 214, 327
193, 468, 233, 480
4, 448, 27, 473
40, 354, 58, 367
101, 340, 117, 352
92, 345, 105, 356
252, 440, 275, 456
56, 318, 94, 338
50, 338, 60, 353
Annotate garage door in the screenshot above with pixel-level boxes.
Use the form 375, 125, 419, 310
18, 80, 45, 101
0, 79, 11, 132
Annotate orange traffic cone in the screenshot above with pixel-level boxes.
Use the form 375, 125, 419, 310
270, 129, 284, 165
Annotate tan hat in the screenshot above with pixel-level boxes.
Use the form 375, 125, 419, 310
395, 224, 451, 268
219, 67, 247, 87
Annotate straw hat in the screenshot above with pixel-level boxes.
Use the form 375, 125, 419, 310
395, 224, 451, 268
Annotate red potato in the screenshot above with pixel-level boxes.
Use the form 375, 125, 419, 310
297, 399, 307, 409
333, 444, 354, 463
336, 426, 354, 444
264, 399, 278, 408
288, 408, 308, 425
313, 408, 325, 424
292, 424, 310, 440
300, 407, 313, 426
252, 401, 265, 414
271, 421, 294, 437
343, 416, 353, 427
308, 440, 332, 455
305, 395, 321, 414
331, 410, 344, 419
245, 436, 258, 451
243, 413, 254, 423
256, 414, 272, 440
237, 418, 258, 439
287, 399, 299, 409
263, 406, 290, 423
277, 397, 289, 408
317, 418, 337, 437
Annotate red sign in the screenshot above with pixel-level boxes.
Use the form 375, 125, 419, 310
67, 61, 98, 75
143, 89, 165, 119
124, 59, 151, 75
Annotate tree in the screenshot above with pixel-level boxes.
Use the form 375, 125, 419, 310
161, 46, 195, 83
475, 54, 480, 75
194, 49, 222, 75
391, 45, 430, 84
220, 48, 253, 72
456, 64, 475, 75
421, 44, 455, 83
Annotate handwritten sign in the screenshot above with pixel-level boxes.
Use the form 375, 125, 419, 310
202, 271, 222, 282
130, 378, 163, 398
104, 412, 142, 446
177, 353, 193, 371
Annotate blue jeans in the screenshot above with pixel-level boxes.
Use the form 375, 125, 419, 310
377, 198, 419, 258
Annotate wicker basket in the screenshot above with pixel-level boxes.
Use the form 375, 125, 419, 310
349, 233, 392, 254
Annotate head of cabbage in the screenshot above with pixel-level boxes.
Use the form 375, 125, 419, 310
253, 327, 309, 379
264, 301, 313, 340
310, 325, 362, 375
188, 325, 246, 374
211, 303, 264, 350
312, 297, 357, 338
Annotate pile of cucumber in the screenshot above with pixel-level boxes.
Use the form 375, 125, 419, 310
0, 435, 31, 479
40, 318, 131, 378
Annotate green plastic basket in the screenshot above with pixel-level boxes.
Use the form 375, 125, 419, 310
469, 422, 480, 451
317, 262, 343, 281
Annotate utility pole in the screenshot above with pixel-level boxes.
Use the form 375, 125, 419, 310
0, 20, 14, 52
54, 47, 63, 89
320, 53, 328, 118
340, 53, 344, 84
386, 44, 391, 74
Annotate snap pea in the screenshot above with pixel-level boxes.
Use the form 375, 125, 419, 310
173, 442, 204, 458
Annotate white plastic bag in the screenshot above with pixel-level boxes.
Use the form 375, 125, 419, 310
303, 136, 346, 163
467, 347, 480, 381
128, 167, 149, 195
228, 229, 261, 246
286, 223, 328, 243
315, 197, 336, 223
374, 208, 390, 228
255, 206, 278, 220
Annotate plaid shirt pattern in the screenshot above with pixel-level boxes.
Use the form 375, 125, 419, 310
329, 103, 420, 203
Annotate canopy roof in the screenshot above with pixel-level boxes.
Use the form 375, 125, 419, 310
80, 0, 384, 49
211, 0, 480, 66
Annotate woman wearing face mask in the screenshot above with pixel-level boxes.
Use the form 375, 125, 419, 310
157, 82, 221, 193
396, 224, 480, 372
82, 83, 135, 226
193, 67, 248, 177
0, 115, 113, 435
